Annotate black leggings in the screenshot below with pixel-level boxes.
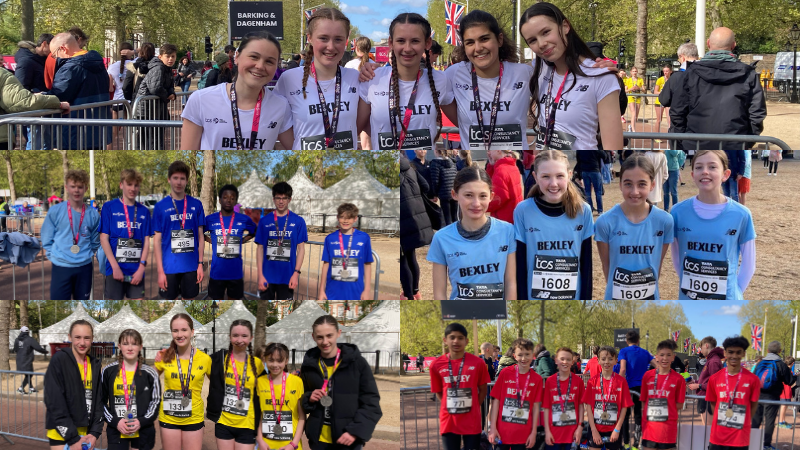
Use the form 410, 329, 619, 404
442, 433, 481, 450
442, 199, 458, 226
400, 247, 420, 298
20, 375, 32, 389
763, 156, 770, 167
769, 160, 779, 174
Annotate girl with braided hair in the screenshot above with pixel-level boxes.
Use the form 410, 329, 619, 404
207, 319, 263, 450
355, 13, 454, 150
274, 7, 361, 149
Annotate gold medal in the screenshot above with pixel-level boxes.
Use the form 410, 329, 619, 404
600, 411, 610, 421
560, 413, 570, 422
514, 408, 525, 418
725, 408, 733, 419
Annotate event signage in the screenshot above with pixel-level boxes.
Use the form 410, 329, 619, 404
613, 328, 638, 348
440, 301, 508, 320
229, 2, 284, 41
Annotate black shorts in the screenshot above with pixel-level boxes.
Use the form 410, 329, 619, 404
112, 104, 126, 112
105, 275, 146, 300
107, 426, 157, 450
708, 444, 748, 450
214, 422, 256, 444
207, 278, 244, 300
159, 271, 200, 300
641, 439, 676, 449
158, 421, 204, 431
259, 283, 294, 300
696, 397, 709, 414
588, 431, 622, 450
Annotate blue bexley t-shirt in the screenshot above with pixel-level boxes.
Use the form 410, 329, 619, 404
321, 229, 374, 300
513, 199, 594, 300
152, 195, 206, 275
254, 211, 309, 285
427, 217, 516, 300
595, 205, 674, 300
100, 199, 153, 276
618, 345, 653, 388
671, 196, 756, 300
205, 212, 256, 281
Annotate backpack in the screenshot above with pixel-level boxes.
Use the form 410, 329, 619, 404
197, 70, 210, 90
754, 360, 779, 390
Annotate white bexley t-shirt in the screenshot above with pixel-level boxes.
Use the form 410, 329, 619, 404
359, 66, 455, 150
535, 59, 620, 150
344, 58, 374, 71
107, 61, 127, 101
445, 61, 534, 150
181, 83, 293, 150
274, 66, 361, 149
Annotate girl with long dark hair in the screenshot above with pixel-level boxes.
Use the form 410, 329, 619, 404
255, 343, 306, 450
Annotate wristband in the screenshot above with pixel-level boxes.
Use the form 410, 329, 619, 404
294, 269, 302, 274
614, 428, 620, 434
290, 443, 298, 450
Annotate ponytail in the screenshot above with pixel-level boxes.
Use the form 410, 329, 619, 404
425, 49, 442, 142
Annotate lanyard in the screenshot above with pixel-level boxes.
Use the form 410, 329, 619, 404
599, 374, 614, 412
229, 82, 264, 151
389, 69, 422, 150
274, 211, 290, 248
269, 372, 288, 425
219, 212, 235, 246
320, 348, 341, 394
542, 67, 569, 149
122, 362, 137, 414
231, 353, 249, 400
171, 196, 187, 230
311, 63, 342, 148
338, 231, 354, 270
68, 204, 86, 245
471, 62, 504, 151
447, 355, 466, 390
516, 366, 532, 404
653, 370, 671, 398
725, 370, 742, 409
556, 372, 573, 412
176, 347, 195, 397
79, 355, 89, 388
122, 200, 136, 239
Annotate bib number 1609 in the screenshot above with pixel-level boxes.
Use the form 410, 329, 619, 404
688, 279, 718, 293
540, 278, 570, 290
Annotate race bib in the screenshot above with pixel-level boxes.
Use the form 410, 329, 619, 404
445, 388, 473, 414
646, 398, 669, 422
534, 130, 578, 151
170, 229, 195, 254
300, 131, 355, 150
551, 402, 577, 426
378, 130, 433, 150
680, 256, 728, 300
216, 235, 241, 259
593, 402, 618, 426
84, 388, 92, 414
531, 255, 579, 300
332, 257, 359, 282
115, 238, 142, 263
611, 267, 657, 300
468, 124, 523, 150
163, 390, 192, 418
717, 403, 746, 429
113, 395, 138, 418
455, 282, 504, 300
501, 398, 530, 425
222, 385, 251, 417
262, 410, 293, 440
267, 238, 292, 262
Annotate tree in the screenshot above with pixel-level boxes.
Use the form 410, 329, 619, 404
20, 0, 33, 41
255, 300, 269, 347
200, 150, 215, 217
18, 300, 28, 327
188, 151, 199, 197
9, 300, 17, 330
635, 0, 648, 73
0, 300, 11, 370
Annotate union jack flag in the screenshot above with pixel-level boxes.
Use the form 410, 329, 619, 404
431, 30, 436, 39
751, 324, 764, 352
684, 338, 690, 352
671, 330, 680, 342
691, 343, 697, 354
350, 39, 357, 50
304, 5, 322, 22
444, 0, 465, 45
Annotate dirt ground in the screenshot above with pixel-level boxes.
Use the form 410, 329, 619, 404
411, 156, 800, 300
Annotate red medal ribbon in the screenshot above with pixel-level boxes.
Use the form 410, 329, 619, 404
122, 362, 138, 414
321, 349, 341, 394
219, 212, 235, 247
269, 372, 287, 426
600, 374, 614, 412
516, 365, 532, 404
337, 231, 354, 270
68, 204, 86, 246
122, 200, 136, 239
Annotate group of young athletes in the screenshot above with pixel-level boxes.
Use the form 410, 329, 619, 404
44, 159, 374, 301
426, 149, 756, 300
432, 322, 762, 450
43, 314, 382, 450
181, 0, 625, 150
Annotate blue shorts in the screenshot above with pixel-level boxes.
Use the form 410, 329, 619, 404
51, 261, 93, 300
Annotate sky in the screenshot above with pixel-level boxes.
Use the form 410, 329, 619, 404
339, 0, 428, 42
656, 300, 748, 346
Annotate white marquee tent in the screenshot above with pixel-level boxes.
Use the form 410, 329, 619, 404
203, 300, 258, 349
138, 301, 211, 351
324, 165, 392, 199
265, 300, 331, 351
39, 302, 101, 348
94, 304, 150, 344
346, 300, 400, 367
237, 170, 274, 209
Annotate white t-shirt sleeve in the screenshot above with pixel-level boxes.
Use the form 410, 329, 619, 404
738, 240, 756, 293
434, 70, 455, 106
274, 74, 288, 98
594, 70, 621, 104
279, 96, 293, 133
181, 89, 205, 127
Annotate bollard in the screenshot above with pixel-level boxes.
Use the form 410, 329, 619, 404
322, 214, 327, 234
374, 350, 380, 374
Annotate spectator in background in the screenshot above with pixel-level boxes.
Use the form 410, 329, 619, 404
417, 351, 424, 373
658, 43, 699, 151
480, 342, 497, 381
0, 197, 9, 232
619, 329, 655, 450
410, 149, 433, 197
14, 326, 48, 394
400, 153, 432, 300
663, 149, 686, 212
176, 55, 193, 105
486, 150, 522, 224
738, 148, 752, 205
533, 343, 556, 378
687, 336, 723, 425
224, 44, 237, 78
134, 43, 176, 149
778, 357, 796, 429
287, 53, 301, 69
768, 149, 782, 176
14, 34, 52, 93
752, 341, 796, 450
575, 150, 607, 215
429, 149, 458, 226
429, 40, 442, 68
571, 351, 582, 374
584, 345, 601, 378
106, 42, 135, 149
456, 150, 473, 172
122, 42, 155, 102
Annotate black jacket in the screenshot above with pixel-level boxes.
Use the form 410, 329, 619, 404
44, 348, 105, 446
206, 349, 264, 426
429, 156, 458, 201
400, 157, 433, 250
14, 331, 47, 371
14, 43, 47, 92
575, 150, 606, 173
670, 58, 767, 150
658, 70, 687, 134
100, 361, 161, 447
122, 59, 148, 102
411, 157, 433, 198
756, 354, 796, 400
301, 343, 382, 446
135, 56, 175, 119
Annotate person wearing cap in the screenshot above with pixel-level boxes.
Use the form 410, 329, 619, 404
14, 326, 48, 394
204, 53, 231, 88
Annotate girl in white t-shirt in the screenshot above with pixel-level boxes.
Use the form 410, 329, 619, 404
181, 31, 294, 150
274, 7, 361, 149
356, 13, 454, 150
346, 36, 374, 149
519, 2, 623, 151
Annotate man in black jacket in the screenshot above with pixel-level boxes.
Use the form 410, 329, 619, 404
14, 34, 52, 93
752, 341, 796, 450
410, 150, 434, 199
658, 42, 699, 150
670, 27, 767, 151
287, 53, 301, 69
14, 326, 48, 394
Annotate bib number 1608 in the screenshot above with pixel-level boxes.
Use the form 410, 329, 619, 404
540, 278, 570, 290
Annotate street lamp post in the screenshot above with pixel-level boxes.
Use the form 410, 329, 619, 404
646, 331, 650, 352
789, 24, 800, 104
43, 164, 48, 212
589, 1, 598, 41
211, 300, 219, 353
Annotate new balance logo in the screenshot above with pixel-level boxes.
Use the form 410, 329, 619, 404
725, 229, 737, 236
576, 225, 584, 231
654, 231, 664, 236
527, 227, 541, 232
577, 85, 589, 92
615, 231, 628, 236
499, 245, 509, 252
512, 82, 524, 90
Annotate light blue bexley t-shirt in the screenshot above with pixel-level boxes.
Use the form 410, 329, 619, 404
595, 204, 674, 300
671, 196, 756, 300
427, 217, 516, 300
513, 199, 594, 300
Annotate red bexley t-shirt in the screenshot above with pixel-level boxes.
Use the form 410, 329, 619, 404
585, 357, 601, 379
543, 373, 585, 444
641, 369, 686, 444
705, 367, 761, 447
430, 353, 491, 435
582, 373, 634, 433
490, 365, 544, 444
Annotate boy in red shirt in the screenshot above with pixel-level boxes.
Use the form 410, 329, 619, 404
705, 336, 761, 450
543, 347, 585, 450
583, 346, 633, 450
641, 340, 686, 450
430, 322, 491, 450
488, 338, 543, 450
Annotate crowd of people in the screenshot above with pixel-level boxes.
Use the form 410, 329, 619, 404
416, 324, 798, 450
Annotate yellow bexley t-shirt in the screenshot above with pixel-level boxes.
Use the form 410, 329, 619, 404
625, 76, 645, 103
257, 372, 304, 449
219, 355, 263, 429
319, 359, 340, 444
155, 350, 212, 425
654, 76, 666, 106
48, 358, 91, 441
113, 367, 139, 439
